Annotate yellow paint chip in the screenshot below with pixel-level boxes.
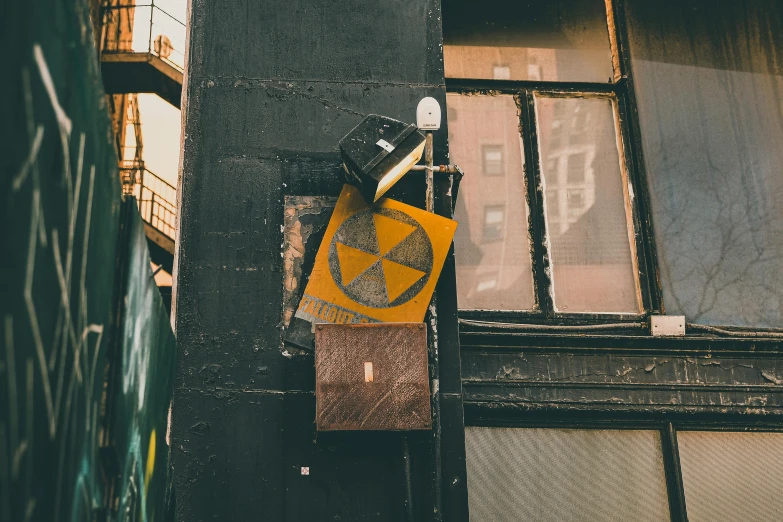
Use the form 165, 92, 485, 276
144, 429, 156, 495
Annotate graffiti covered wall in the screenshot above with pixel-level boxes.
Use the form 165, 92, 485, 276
105, 204, 178, 522
1, 1, 177, 521
1, 0, 122, 519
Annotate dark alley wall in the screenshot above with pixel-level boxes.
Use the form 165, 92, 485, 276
173, 0, 459, 520
1, 1, 177, 520
1, 1, 121, 518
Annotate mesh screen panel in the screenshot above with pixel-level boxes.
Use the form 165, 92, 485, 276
678, 431, 783, 522
465, 427, 670, 522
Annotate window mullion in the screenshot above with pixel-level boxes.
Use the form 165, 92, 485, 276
661, 423, 689, 522
612, 0, 664, 312
518, 90, 554, 317
614, 89, 658, 313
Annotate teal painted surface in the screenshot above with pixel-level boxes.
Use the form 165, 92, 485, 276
0, 1, 177, 520
1, 0, 122, 520
108, 203, 178, 522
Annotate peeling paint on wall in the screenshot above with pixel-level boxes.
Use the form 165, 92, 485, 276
280, 196, 336, 328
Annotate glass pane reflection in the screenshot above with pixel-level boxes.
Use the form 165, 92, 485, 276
536, 96, 641, 313
678, 431, 783, 522
626, 0, 783, 327
442, 0, 614, 83
448, 94, 536, 311
465, 428, 671, 522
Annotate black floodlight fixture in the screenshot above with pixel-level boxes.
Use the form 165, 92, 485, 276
339, 115, 426, 203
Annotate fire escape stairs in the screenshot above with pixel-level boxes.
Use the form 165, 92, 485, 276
100, 0, 181, 276
120, 94, 177, 271
99, 0, 184, 108
101, 52, 182, 109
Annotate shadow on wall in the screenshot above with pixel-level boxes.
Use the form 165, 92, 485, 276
1, 0, 177, 521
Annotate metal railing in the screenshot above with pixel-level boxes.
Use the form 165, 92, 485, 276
121, 164, 177, 241
101, 1, 186, 70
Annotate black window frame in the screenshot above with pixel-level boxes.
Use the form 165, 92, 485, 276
444, 0, 662, 324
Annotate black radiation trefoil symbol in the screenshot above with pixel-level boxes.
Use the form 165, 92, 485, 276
328, 208, 434, 308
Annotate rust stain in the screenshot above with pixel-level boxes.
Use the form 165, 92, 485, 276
315, 323, 431, 431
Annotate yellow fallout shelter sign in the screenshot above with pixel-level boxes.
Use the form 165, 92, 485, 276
295, 184, 457, 325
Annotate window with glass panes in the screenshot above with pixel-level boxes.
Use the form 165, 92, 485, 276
445, 0, 656, 317
464, 425, 783, 522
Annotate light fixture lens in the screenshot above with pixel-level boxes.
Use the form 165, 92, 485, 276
374, 141, 425, 201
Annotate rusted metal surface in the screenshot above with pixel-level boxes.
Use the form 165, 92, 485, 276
315, 323, 431, 431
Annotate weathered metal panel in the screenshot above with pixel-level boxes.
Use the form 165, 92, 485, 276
461, 343, 783, 415
295, 184, 457, 327
281, 196, 337, 329
315, 323, 431, 431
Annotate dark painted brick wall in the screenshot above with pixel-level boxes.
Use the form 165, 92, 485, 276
172, 1, 449, 520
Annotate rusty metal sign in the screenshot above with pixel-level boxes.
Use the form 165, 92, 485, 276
294, 184, 457, 326
315, 323, 431, 431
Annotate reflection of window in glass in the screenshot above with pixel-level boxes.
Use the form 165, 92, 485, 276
527, 64, 541, 81
546, 190, 560, 219
475, 273, 498, 293
483, 205, 506, 242
567, 152, 586, 183
443, 0, 614, 82
493, 65, 511, 80
571, 109, 590, 134
448, 94, 536, 312
482, 145, 504, 176
566, 189, 585, 212
538, 96, 640, 314
445, 1, 648, 316
548, 126, 562, 149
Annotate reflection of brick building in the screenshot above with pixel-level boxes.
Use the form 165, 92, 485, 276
450, 94, 535, 310
537, 96, 639, 312
448, 43, 638, 313
541, 100, 598, 236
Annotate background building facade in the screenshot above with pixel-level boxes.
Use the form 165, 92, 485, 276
173, 1, 783, 521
